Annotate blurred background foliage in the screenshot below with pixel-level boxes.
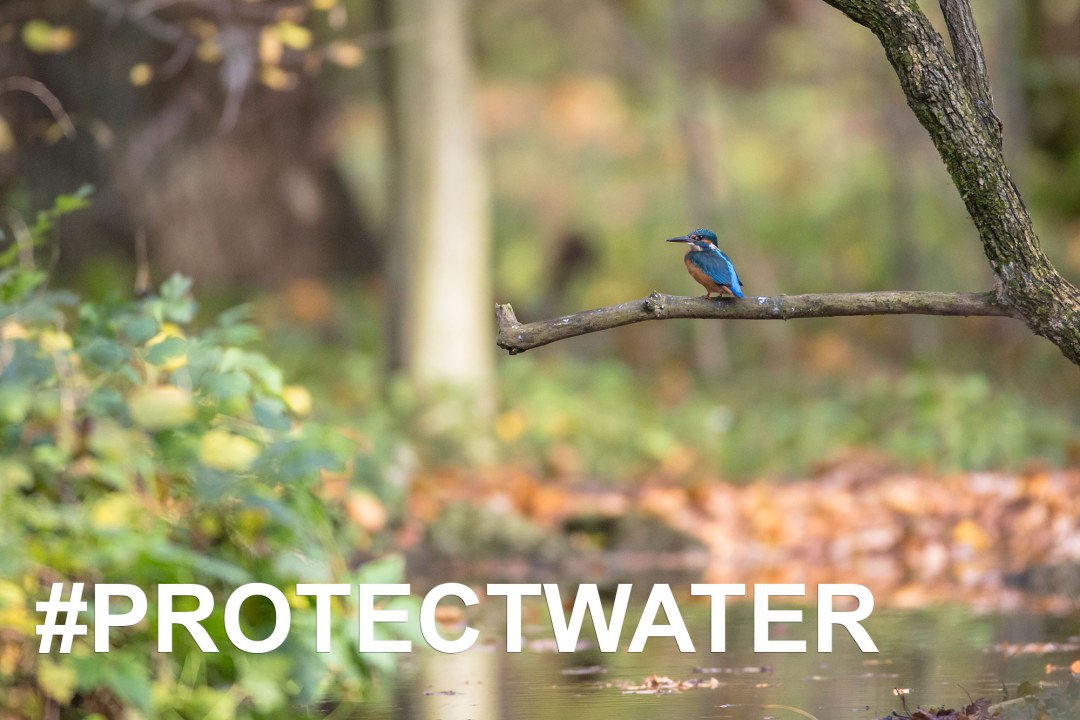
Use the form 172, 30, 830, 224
4, 0, 1080, 716
1, 0, 1076, 474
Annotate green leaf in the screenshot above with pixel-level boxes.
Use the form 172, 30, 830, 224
121, 316, 159, 344
253, 397, 290, 430
353, 554, 405, 586
201, 370, 251, 399
145, 336, 186, 366
0, 384, 32, 424
160, 273, 196, 323
237, 655, 291, 712
0, 268, 46, 301
82, 337, 128, 370
216, 304, 254, 327
52, 185, 93, 214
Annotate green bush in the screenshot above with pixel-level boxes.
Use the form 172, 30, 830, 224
0, 192, 403, 719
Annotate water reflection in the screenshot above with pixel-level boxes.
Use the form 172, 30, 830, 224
362, 600, 1076, 720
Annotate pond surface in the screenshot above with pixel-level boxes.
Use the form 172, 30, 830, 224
354, 594, 1079, 720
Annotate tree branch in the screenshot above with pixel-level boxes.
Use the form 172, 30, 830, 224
938, 0, 1003, 146
0, 77, 76, 141
818, 0, 1080, 367
495, 291, 1012, 354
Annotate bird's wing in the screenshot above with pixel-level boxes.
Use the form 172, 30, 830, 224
689, 248, 741, 289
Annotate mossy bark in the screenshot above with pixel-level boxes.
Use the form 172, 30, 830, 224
821, 0, 1080, 366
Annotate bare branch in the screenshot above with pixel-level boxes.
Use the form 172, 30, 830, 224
496, 291, 1012, 354
0, 77, 76, 141
938, 0, 1003, 146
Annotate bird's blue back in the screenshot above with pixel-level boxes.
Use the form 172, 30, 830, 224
688, 246, 744, 298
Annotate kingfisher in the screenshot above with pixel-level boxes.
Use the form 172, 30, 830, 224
667, 228, 745, 299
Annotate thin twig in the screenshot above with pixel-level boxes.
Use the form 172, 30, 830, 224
3, 210, 34, 270
495, 290, 1014, 354
0, 77, 76, 140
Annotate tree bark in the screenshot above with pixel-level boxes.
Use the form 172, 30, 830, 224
819, 0, 1080, 365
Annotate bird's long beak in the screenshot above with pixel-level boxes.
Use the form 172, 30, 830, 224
666, 235, 691, 243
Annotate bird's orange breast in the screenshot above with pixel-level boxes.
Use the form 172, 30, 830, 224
685, 256, 727, 294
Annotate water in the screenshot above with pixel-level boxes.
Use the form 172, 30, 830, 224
353, 596, 1079, 720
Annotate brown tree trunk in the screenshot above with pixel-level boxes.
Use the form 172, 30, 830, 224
821, 0, 1080, 366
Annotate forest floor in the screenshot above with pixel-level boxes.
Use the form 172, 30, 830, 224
383, 453, 1080, 613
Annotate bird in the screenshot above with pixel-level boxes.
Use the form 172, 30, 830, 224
666, 228, 745, 299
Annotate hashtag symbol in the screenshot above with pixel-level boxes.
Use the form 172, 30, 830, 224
36, 583, 88, 654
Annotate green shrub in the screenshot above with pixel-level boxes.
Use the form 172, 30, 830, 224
0, 191, 403, 718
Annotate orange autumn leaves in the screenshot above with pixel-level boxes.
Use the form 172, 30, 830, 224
391, 461, 1080, 610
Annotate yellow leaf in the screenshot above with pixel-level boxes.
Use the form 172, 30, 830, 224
282, 385, 312, 416
274, 21, 312, 50
260, 64, 297, 91
494, 411, 525, 442
187, 18, 218, 39
0, 116, 14, 154
43, 121, 72, 145
199, 429, 260, 472
197, 38, 222, 63
90, 494, 136, 530
326, 40, 363, 68
38, 329, 72, 353
21, 20, 78, 54
1, 321, 29, 340
129, 387, 195, 430
0, 460, 32, 491
952, 519, 991, 552
259, 26, 283, 65
310, 0, 337, 9
129, 63, 154, 87
37, 660, 77, 704
0, 580, 25, 610
88, 420, 143, 463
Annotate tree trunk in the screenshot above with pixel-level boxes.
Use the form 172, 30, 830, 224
821, 0, 1080, 366
391, 0, 494, 397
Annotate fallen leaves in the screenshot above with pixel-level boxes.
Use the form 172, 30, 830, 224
401, 462, 1080, 609
613, 673, 720, 694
